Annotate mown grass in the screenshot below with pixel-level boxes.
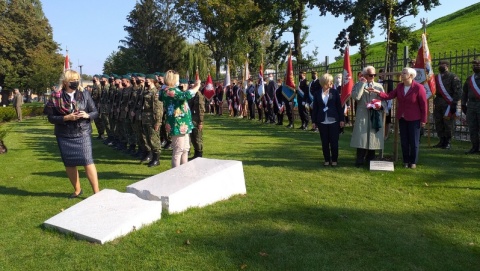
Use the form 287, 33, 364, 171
0, 115, 479, 270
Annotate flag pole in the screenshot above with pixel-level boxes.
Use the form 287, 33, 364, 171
420, 18, 432, 147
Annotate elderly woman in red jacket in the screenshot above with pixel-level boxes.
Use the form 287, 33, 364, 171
370, 67, 428, 169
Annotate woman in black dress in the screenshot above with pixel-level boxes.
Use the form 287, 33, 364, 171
44, 70, 100, 198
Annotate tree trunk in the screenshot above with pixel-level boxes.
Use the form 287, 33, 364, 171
292, 8, 303, 62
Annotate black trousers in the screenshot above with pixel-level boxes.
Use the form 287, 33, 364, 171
248, 100, 255, 119
399, 118, 421, 165
318, 122, 340, 162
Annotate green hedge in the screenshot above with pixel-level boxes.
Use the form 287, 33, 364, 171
0, 104, 44, 122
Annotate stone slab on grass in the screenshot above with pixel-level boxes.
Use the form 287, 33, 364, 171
126, 158, 246, 213
43, 189, 162, 244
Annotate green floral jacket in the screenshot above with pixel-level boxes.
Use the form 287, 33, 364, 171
160, 87, 194, 136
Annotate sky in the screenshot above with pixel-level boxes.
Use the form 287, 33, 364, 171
42, 0, 479, 76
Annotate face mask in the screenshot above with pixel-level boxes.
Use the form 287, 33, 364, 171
136, 80, 141, 84
473, 67, 480, 73
108, 78, 114, 84
130, 80, 135, 85
68, 81, 79, 90
312, 75, 317, 80
92, 79, 97, 83
100, 81, 106, 86
145, 83, 150, 88
439, 66, 447, 73
122, 83, 127, 87
115, 83, 120, 88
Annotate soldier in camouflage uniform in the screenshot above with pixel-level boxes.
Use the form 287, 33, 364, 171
134, 74, 148, 161
187, 80, 205, 159
433, 60, 462, 149
99, 74, 113, 144
116, 75, 133, 151
141, 74, 163, 167
110, 75, 123, 149
123, 75, 137, 154
91, 74, 105, 139
461, 59, 480, 154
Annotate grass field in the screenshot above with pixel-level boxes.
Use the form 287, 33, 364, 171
0, 115, 479, 270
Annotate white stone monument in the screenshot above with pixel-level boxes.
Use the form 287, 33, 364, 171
43, 189, 162, 244
126, 158, 247, 213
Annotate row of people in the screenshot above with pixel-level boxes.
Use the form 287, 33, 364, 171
44, 69, 203, 198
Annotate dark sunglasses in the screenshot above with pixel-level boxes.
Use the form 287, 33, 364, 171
367, 74, 376, 77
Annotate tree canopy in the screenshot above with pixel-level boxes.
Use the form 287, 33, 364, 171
0, 0, 62, 92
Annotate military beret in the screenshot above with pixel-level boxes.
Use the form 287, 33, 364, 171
122, 75, 131, 80
101, 74, 110, 79
472, 59, 480, 65
112, 74, 122, 80
158, 72, 165, 77
188, 80, 194, 85
438, 60, 450, 66
93, 74, 99, 78
145, 74, 156, 80
179, 79, 189, 84
136, 73, 146, 78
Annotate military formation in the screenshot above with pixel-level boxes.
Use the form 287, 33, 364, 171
88, 73, 205, 167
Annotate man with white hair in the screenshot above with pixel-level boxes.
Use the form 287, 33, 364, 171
350, 66, 387, 167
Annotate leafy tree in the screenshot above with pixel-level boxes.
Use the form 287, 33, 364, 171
0, 0, 61, 92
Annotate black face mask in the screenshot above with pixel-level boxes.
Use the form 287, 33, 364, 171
136, 80, 141, 84
122, 83, 127, 87
100, 81, 106, 86
68, 81, 79, 90
439, 66, 447, 73
115, 83, 120, 88
92, 79, 97, 83
108, 78, 114, 84
473, 68, 480, 74
145, 83, 150, 88
130, 80, 135, 85
312, 75, 317, 80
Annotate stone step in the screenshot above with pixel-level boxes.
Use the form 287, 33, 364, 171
127, 158, 246, 213
43, 189, 162, 244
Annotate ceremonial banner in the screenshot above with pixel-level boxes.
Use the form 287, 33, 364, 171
224, 63, 231, 88
414, 33, 436, 99
64, 50, 70, 71
257, 62, 265, 97
340, 45, 353, 106
243, 58, 249, 92
282, 52, 296, 101
203, 74, 215, 101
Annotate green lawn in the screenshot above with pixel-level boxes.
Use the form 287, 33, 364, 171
0, 115, 479, 270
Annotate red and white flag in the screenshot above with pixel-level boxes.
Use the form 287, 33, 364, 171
414, 33, 436, 99
203, 74, 215, 101
64, 50, 70, 71
340, 45, 353, 106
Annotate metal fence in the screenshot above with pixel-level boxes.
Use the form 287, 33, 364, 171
282, 47, 479, 142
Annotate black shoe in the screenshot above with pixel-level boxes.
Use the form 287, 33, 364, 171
141, 152, 152, 163
96, 134, 105, 140
68, 189, 83, 199
148, 154, 160, 167
286, 123, 293, 128
160, 141, 167, 148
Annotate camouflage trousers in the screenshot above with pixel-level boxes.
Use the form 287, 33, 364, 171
125, 118, 136, 146
190, 126, 203, 152
94, 113, 105, 135
101, 112, 112, 138
467, 105, 480, 147
134, 119, 145, 150
433, 104, 454, 138
142, 122, 161, 155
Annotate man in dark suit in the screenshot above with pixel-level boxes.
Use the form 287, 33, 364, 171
297, 71, 309, 130
246, 78, 256, 120
265, 74, 277, 124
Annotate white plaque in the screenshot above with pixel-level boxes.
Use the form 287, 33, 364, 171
369, 160, 395, 171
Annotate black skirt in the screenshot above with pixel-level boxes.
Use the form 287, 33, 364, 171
56, 135, 94, 167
